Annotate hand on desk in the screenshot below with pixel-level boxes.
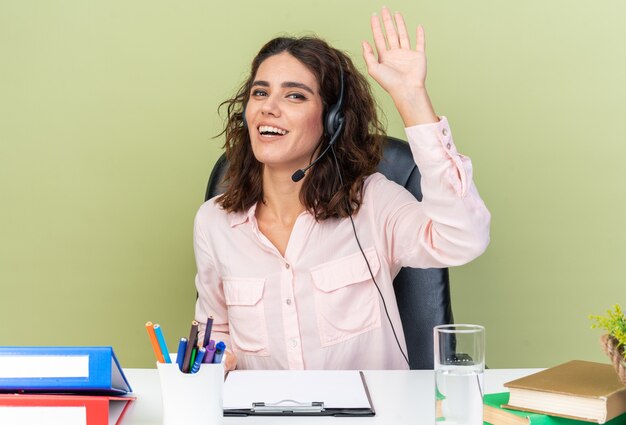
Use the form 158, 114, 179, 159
224, 350, 237, 372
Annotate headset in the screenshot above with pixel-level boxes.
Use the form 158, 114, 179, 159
324, 64, 346, 138
243, 58, 410, 367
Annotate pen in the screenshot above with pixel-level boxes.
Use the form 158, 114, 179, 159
153, 324, 171, 363
145, 321, 165, 363
176, 338, 187, 371
202, 316, 213, 348
191, 347, 206, 373
213, 341, 226, 364
203, 340, 216, 363
181, 320, 199, 373
190, 346, 197, 370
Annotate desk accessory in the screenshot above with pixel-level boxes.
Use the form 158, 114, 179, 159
144, 322, 165, 364
213, 341, 226, 364
175, 338, 187, 371
157, 353, 224, 425
152, 324, 171, 363
203, 340, 216, 363
503, 360, 626, 424
222, 370, 374, 416
181, 320, 199, 373
202, 315, 214, 348
0, 346, 131, 394
0, 393, 135, 425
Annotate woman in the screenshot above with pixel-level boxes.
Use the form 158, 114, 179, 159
193, 8, 490, 371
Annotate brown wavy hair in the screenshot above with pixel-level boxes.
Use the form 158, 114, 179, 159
217, 36, 385, 220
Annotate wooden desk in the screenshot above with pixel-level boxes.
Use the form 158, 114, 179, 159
122, 368, 540, 424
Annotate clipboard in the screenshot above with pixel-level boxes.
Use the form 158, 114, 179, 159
223, 370, 375, 416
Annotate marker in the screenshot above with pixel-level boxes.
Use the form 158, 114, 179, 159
145, 321, 165, 363
181, 320, 199, 373
176, 338, 187, 371
191, 347, 206, 373
190, 346, 197, 370
153, 324, 171, 363
213, 341, 226, 364
203, 340, 216, 363
202, 316, 214, 348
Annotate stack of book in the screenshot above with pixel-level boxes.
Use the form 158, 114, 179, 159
484, 360, 626, 425
0, 346, 135, 425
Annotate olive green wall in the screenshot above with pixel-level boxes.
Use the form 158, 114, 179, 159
1, 0, 624, 368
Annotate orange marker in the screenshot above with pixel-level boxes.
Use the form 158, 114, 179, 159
145, 321, 165, 363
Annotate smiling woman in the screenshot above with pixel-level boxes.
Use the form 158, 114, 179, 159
193, 7, 491, 372
218, 36, 384, 221
246, 53, 325, 174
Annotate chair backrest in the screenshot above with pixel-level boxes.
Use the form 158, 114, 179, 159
204, 136, 453, 369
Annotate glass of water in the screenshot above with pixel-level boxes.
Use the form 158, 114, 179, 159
434, 324, 485, 425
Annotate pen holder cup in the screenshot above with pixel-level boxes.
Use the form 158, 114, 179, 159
157, 359, 224, 425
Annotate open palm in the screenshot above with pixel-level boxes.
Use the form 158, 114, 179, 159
362, 8, 427, 98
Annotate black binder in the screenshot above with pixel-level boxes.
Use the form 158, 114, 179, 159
223, 370, 375, 417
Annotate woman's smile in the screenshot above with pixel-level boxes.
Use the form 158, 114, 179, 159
257, 124, 290, 139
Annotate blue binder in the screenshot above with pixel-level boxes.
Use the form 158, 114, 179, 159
0, 346, 132, 394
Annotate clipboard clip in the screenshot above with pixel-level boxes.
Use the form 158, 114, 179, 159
252, 400, 325, 413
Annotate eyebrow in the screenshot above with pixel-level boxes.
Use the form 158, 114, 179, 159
251, 80, 316, 95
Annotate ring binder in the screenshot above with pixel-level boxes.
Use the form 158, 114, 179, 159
252, 400, 324, 414
0, 346, 131, 394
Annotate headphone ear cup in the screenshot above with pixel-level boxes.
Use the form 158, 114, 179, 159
325, 64, 345, 138
325, 104, 344, 137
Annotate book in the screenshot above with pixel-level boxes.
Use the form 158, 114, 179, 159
484, 392, 626, 425
0, 346, 131, 394
503, 360, 626, 424
0, 393, 135, 425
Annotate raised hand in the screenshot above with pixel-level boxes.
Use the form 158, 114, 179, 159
362, 7, 438, 126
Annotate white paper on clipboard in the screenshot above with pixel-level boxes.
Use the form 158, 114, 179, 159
223, 370, 372, 412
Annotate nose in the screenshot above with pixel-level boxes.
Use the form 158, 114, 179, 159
260, 94, 281, 117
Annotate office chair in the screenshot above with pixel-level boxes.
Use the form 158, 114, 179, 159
204, 136, 454, 370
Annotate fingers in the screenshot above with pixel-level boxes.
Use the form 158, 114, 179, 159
395, 12, 411, 49
371, 7, 415, 52
370, 13, 387, 56
361, 41, 378, 71
416, 24, 426, 54
381, 7, 399, 49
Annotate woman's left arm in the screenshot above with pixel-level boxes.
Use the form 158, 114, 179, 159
362, 7, 438, 126
364, 8, 491, 268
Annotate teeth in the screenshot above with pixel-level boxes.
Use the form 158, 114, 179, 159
259, 125, 288, 135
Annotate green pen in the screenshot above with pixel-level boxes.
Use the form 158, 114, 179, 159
189, 346, 197, 371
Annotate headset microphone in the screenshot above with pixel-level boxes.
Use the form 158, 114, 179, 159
291, 169, 305, 183
291, 120, 344, 182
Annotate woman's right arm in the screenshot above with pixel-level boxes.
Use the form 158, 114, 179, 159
193, 206, 238, 371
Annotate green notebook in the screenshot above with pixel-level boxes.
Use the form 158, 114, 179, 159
484, 393, 626, 425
